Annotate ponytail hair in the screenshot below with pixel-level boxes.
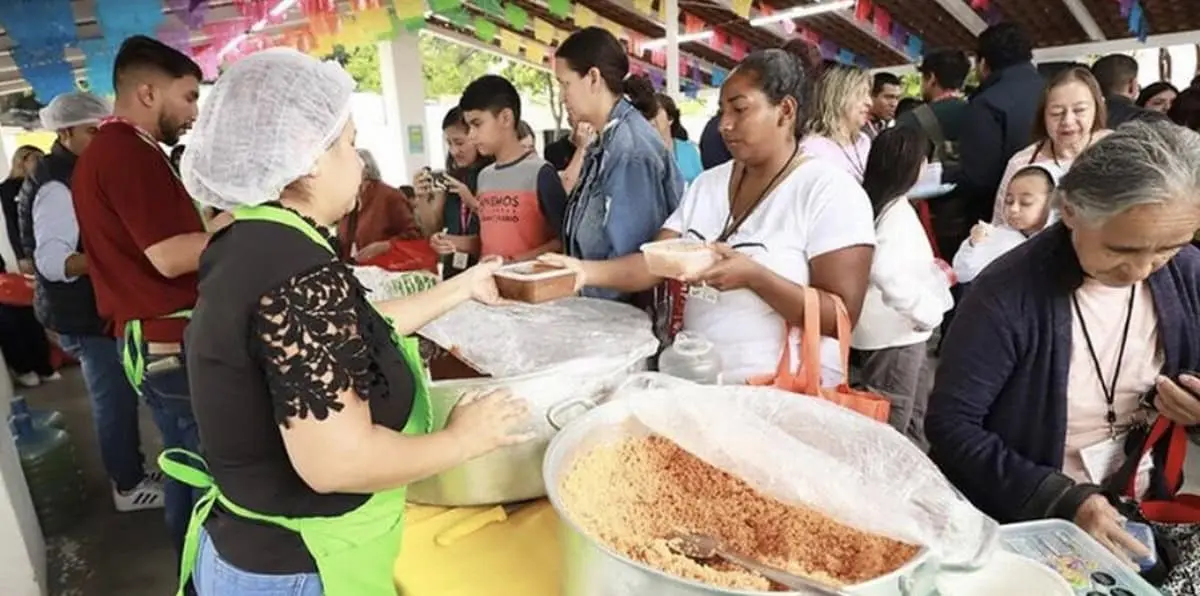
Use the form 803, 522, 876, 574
625, 73, 658, 120
556, 27, 630, 96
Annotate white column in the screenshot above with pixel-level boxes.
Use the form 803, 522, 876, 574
0, 363, 47, 596
664, 0, 680, 98
378, 32, 430, 185
0, 132, 18, 273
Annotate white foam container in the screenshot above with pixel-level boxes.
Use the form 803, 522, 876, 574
640, 238, 719, 280
934, 551, 1073, 596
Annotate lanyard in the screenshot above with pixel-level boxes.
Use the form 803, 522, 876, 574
717, 144, 801, 243
839, 140, 866, 179
1072, 286, 1136, 438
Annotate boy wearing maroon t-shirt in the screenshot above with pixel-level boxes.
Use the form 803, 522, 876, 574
72, 36, 229, 557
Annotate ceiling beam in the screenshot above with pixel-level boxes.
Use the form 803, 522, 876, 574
1031, 29, 1200, 62
929, 0, 987, 36
830, 10, 912, 63
1061, 0, 1106, 42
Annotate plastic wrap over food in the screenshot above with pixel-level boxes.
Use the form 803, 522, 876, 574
353, 267, 439, 301
615, 374, 998, 568
419, 297, 660, 378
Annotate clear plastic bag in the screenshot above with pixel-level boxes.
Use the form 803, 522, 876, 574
418, 297, 660, 378
614, 374, 998, 568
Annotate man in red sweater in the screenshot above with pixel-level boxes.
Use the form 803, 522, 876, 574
72, 35, 229, 557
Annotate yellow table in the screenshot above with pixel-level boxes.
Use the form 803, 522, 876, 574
395, 500, 562, 595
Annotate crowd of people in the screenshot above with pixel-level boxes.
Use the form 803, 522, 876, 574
0, 19, 1199, 596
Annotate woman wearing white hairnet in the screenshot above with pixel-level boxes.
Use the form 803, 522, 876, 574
167, 48, 532, 595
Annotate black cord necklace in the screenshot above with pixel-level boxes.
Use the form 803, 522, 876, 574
1071, 286, 1136, 438
719, 142, 801, 243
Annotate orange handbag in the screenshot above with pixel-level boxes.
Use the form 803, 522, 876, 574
747, 286, 891, 423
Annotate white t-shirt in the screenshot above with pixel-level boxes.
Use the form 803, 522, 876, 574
662, 159, 876, 384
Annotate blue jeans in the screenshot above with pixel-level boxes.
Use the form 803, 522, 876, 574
58, 334, 146, 492
117, 339, 201, 558
195, 528, 323, 596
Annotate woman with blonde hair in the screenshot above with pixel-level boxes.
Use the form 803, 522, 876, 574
2, 145, 44, 272
800, 64, 874, 181
990, 67, 1109, 223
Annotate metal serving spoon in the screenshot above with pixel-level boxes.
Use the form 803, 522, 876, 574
665, 531, 851, 596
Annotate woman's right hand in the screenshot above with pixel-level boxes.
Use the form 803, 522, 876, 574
429, 232, 456, 256
446, 389, 535, 457
1074, 494, 1152, 567
538, 253, 587, 291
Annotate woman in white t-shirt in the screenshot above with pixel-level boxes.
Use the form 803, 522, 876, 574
543, 49, 875, 384
798, 64, 873, 182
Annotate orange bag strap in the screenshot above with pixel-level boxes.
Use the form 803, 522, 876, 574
828, 293, 854, 384
772, 287, 823, 391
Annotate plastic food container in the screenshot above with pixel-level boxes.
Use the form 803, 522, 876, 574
640, 238, 718, 279
494, 262, 577, 304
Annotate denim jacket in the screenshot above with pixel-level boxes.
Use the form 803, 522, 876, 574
563, 99, 684, 299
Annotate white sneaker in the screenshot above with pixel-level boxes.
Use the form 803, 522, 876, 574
14, 372, 40, 388
113, 478, 165, 512
40, 372, 62, 382
144, 469, 165, 484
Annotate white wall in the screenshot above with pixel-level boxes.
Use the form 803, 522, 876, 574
1133, 44, 1198, 89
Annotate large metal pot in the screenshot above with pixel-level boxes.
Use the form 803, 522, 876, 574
407, 352, 650, 506
543, 398, 944, 596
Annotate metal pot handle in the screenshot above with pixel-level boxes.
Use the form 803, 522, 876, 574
545, 397, 596, 431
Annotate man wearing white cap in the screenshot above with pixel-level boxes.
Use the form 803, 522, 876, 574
16, 90, 164, 512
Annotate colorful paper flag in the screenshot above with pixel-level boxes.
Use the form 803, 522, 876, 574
499, 30, 522, 54
533, 19, 556, 43
602, 18, 624, 39
905, 35, 923, 59
392, 0, 424, 20
548, 0, 571, 18
474, 17, 497, 41
854, 0, 873, 23
731, 0, 752, 18
684, 14, 705, 34
505, 4, 529, 29
730, 37, 748, 61
633, 0, 653, 16
526, 43, 546, 65
711, 67, 728, 86
575, 5, 597, 27
873, 7, 891, 39
710, 28, 728, 51
837, 48, 855, 64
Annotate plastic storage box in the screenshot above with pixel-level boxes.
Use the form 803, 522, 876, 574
997, 519, 1158, 595
640, 238, 718, 280
493, 262, 577, 304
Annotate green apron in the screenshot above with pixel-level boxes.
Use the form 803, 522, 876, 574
158, 204, 434, 595
121, 310, 192, 395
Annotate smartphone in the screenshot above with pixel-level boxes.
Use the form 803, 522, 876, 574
1124, 521, 1157, 571
431, 171, 448, 191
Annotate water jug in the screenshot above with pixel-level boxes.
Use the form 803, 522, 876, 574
658, 332, 723, 385
11, 413, 86, 535
10, 395, 66, 430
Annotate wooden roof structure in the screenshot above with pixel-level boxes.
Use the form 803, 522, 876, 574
0, 0, 1197, 97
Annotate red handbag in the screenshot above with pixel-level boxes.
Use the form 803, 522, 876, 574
745, 287, 891, 423
357, 239, 439, 273
0, 273, 34, 307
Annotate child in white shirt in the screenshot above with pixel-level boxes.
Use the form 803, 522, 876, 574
852, 127, 954, 447
954, 163, 1060, 283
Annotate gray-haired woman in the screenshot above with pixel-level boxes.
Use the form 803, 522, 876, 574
927, 120, 1200, 591
335, 148, 424, 262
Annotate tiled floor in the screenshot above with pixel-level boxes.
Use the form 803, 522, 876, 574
20, 367, 175, 596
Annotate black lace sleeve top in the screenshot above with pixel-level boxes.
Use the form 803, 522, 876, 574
186, 207, 416, 575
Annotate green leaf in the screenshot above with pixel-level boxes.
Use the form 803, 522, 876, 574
504, 3, 529, 30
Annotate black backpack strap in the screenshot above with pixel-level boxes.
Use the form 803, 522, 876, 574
913, 104, 947, 159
